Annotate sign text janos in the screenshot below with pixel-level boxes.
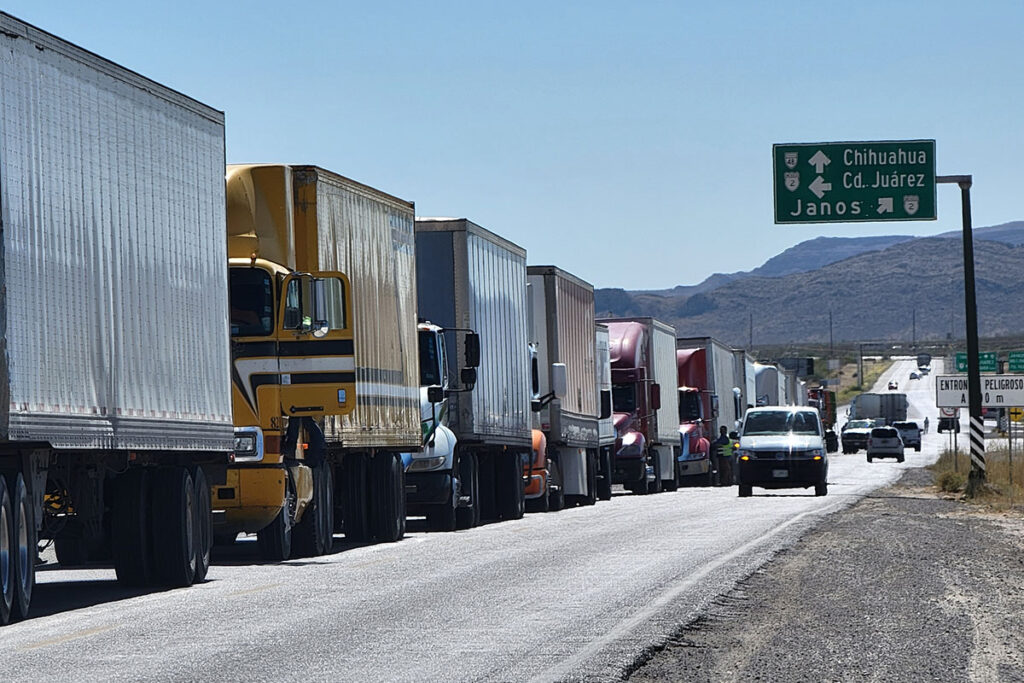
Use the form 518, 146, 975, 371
773, 140, 937, 224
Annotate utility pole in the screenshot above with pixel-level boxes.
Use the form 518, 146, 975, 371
912, 309, 916, 348
749, 313, 753, 351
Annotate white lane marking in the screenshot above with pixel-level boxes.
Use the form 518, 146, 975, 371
22, 624, 115, 651
532, 497, 847, 682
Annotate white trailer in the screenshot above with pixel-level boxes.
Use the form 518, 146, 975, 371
415, 218, 531, 522
0, 12, 232, 623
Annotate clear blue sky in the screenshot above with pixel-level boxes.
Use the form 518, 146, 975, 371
6, 1, 1023, 289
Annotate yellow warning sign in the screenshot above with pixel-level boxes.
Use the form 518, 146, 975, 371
1010, 407, 1024, 422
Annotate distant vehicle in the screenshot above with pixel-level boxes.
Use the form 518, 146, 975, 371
866, 426, 904, 462
841, 418, 876, 453
909, 371, 920, 380
735, 407, 828, 497
937, 417, 960, 433
919, 366, 930, 375
888, 380, 898, 390
916, 353, 932, 369
892, 421, 922, 452
848, 392, 908, 426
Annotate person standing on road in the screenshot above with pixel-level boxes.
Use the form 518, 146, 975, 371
713, 426, 733, 486
923, 417, 929, 434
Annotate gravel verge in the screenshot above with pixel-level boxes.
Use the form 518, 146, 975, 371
628, 467, 1024, 682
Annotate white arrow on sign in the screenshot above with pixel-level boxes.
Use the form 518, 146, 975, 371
809, 175, 832, 199
877, 197, 894, 214
808, 150, 831, 174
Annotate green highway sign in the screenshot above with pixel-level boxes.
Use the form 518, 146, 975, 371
956, 351, 997, 373
773, 140, 936, 224
1009, 351, 1024, 373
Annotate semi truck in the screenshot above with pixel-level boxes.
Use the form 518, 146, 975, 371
807, 386, 840, 453
847, 392, 908, 426
414, 218, 532, 523
594, 324, 616, 500
754, 363, 787, 406
675, 337, 746, 485
598, 317, 681, 494
217, 164, 418, 557
0, 13, 233, 623
526, 266, 610, 510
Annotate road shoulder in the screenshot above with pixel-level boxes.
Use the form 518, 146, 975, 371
628, 468, 1024, 682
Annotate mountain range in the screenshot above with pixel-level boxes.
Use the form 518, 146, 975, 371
594, 221, 1024, 347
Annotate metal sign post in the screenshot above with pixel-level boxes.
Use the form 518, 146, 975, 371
938, 175, 985, 493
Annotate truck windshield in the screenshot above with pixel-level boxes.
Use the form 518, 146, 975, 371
229, 268, 274, 337
612, 383, 637, 413
678, 391, 702, 422
743, 411, 820, 435
418, 330, 442, 386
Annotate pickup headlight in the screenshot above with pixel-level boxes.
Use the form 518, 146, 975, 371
233, 426, 264, 463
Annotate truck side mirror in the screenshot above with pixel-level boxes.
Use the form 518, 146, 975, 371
464, 332, 481, 368
460, 367, 477, 388
711, 394, 720, 418
551, 363, 567, 400
600, 389, 612, 420
651, 383, 661, 411
427, 385, 445, 404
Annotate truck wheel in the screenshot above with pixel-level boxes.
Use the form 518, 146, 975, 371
597, 449, 613, 501
547, 459, 565, 511
738, 484, 752, 497
866, 455, 873, 463
55, 536, 88, 567
9, 474, 34, 620
112, 469, 153, 587
0, 478, 14, 625
192, 467, 212, 582
342, 453, 371, 542
495, 452, 525, 520
293, 462, 329, 557
428, 473, 458, 531
525, 465, 550, 514
257, 473, 295, 561
897, 455, 905, 463
646, 450, 663, 495
370, 453, 405, 542
456, 452, 480, 529
914, 445, 921, 452
815, 482, 828, 496
151, 468, 197, 587
582, 450, 599, 505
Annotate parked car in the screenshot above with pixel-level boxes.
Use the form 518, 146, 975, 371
909, 371, 920, 380
937, 417, 960, 433
892, 421, 922, 452
866, 426, 904, 463
735, 407, 828, 497
888, 380, 898, 390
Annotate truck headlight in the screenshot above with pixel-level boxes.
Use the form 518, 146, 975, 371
233, 426, 264, 463
408, 455, 447, 472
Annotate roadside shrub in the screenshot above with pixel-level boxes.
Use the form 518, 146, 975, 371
937, 470, 966, 493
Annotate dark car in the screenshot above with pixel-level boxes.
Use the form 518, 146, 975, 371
735, 407, 828, 497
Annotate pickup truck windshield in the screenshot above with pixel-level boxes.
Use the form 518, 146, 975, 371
743, 411, 820, 435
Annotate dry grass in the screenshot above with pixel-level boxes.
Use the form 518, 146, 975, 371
929, 447, 1024, 510
835, 359, 893, 406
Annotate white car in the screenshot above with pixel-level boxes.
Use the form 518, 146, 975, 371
866, 426, 904, 463
735, 407, 828, 497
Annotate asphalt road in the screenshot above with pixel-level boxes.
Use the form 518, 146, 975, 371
0, 358, 943, 682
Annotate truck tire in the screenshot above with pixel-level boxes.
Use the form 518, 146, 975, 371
597, 448, 613, 501
496, 452, 526, 520
738, 484, 752, 497
547, 458, 566, 511
582, 450, 599, 505
815, 482, 828, 497
456, 452, 480, 529
914, 445, 921, 452
646, 450, 663, 495
0, 478, 14, 625
525, 474, 550, 514
427, 473, 458, 531
370, 453, 405, 543
151, 468, 197, 587
257, 473, 295, 561
341, 453, 371, 541
293, 462, 329, 557
112, 469, 153, 587
192, 467, 212, 582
